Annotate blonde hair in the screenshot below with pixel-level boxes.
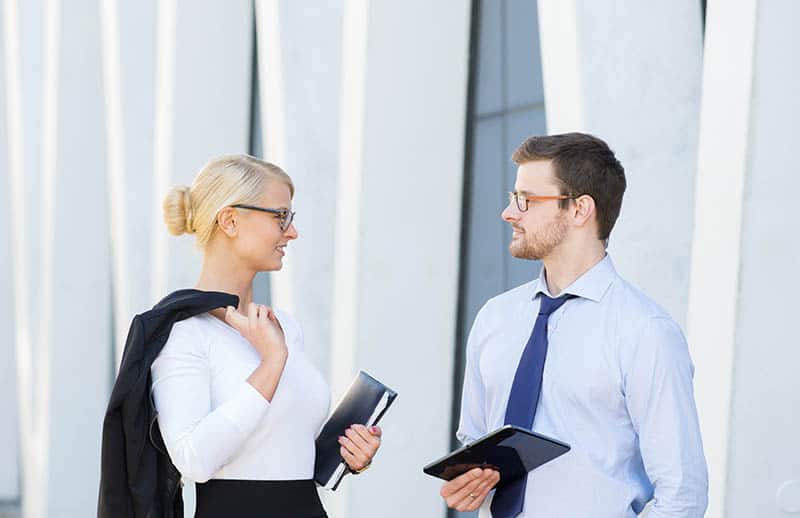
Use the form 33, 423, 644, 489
163, 154, 294, 249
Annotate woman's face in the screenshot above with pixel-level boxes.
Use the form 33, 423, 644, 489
230, 182, 298, 272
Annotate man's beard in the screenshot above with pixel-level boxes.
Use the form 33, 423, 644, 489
509, 213, 568, 260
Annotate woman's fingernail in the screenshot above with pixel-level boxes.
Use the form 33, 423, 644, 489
370, 426, 379, 434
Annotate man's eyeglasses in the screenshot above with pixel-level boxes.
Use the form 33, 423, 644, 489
230, 204, 295, 232
508, 191, 578, 212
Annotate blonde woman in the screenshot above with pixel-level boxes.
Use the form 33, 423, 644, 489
151, 155, 380, 517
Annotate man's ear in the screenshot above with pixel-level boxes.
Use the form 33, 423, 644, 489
217, 207, 238, 237
571, 194, 596, 228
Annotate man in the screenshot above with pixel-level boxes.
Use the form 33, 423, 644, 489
441, 133, 708, 517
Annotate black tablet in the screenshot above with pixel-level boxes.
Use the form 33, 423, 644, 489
423, 425, 570, 485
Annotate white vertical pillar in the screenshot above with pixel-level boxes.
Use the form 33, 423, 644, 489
154, 2, 254, 513
537, 0, 703, 326
152, 0, 253, 300
691, 1, 800, 517
4, 0, 113, 515
687, 2, 757, 516
327, 1, 471, 516
254, 0, 344, 375
0, 0, 20, 503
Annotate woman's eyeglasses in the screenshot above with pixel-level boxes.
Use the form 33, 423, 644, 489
230, 204, 295, 232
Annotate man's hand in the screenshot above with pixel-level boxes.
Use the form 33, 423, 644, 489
440, 467, 500, 512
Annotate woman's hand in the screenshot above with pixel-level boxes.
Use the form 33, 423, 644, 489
338, 425, 382, 473
225, 303, 287, 363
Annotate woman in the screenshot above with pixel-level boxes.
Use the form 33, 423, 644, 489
153, 154, 381, 517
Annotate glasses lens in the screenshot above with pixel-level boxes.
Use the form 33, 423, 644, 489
281, 210, 294, 231
511, 192, 527, 212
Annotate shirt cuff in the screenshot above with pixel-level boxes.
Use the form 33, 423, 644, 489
217, 381, 271, 435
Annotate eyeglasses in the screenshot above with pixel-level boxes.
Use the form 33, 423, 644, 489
230, 204, 295, 232
508, 191, 578, 212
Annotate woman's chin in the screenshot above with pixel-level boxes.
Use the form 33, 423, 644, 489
266, 258, 284, 271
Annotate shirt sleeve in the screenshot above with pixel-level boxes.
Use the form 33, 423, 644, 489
456, 305, 489, 445
150, 319, 271, 483
623, 316, 709, 517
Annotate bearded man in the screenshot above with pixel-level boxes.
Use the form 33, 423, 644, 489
439, 133, 708, 518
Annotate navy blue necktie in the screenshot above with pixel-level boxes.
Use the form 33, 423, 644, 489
491, 293, 573, 518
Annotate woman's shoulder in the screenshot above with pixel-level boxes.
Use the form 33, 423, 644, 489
271, 309, 304, 349
160, 314, 215, 357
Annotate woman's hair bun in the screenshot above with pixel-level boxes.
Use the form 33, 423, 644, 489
163, 185, 195, 235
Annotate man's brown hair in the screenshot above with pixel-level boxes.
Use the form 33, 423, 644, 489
512, 132, 626, 241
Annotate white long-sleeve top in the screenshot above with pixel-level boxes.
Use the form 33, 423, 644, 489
150, 310, 330, 483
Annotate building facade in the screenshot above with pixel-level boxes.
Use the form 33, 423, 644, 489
1, 1, 798, 517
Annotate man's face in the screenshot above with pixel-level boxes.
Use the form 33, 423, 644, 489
501, 160, 569, 260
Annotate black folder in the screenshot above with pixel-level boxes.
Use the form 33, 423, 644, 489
314, 371, 397, 490
423, 425, 570, 485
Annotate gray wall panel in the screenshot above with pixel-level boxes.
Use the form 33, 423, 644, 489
474, 0, 502, 117
505, 0, 545, 107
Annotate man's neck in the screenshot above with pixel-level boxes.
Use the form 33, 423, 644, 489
542, 241, 607, 296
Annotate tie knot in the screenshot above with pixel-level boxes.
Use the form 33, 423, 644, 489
538, 294, 573, 316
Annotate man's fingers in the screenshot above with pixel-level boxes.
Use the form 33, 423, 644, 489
440, 468, 482, 498
447, 475, 485, 511
466, 473, 496, 510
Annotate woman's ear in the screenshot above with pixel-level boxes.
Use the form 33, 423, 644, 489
572, 194, 596, 227
217, 207, 238, 237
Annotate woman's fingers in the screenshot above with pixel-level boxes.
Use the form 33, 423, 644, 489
344, 427, 373, 454
338, 436, 369, 468
257, 304, 268, 329
339, 445, 363, 470
348, 424, 380, 451
248, 302, 258, 330
224, 306, 246, 330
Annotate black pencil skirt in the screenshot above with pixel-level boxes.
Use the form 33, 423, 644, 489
195, 479, 328, 518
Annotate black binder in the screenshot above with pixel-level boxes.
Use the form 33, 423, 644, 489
423, 425, 570, 485
314, 371, 397, 490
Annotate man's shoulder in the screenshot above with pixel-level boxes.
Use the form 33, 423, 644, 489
480, 279, 538, 316
611, 275, 671, 317
607, 275, 683, 342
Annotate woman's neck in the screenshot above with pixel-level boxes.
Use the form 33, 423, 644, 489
195, 252, 257, 313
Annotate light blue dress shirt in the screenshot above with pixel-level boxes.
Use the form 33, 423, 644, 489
457, 255, 708, 517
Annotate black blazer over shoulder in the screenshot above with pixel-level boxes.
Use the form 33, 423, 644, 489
97, 289, 239, 518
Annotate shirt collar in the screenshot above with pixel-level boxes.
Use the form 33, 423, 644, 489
532, 254, 617, 303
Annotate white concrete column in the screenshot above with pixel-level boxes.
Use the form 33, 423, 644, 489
254, 0, 343, 375
537, 0, 704, 327
326, 1, 471, 517
151, 0, 253, 299
0, 0, 20, 503
689, 1, 800, 516
149, 2, 254, 513
99, 0, 158, 363
5, 0, 113, 515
